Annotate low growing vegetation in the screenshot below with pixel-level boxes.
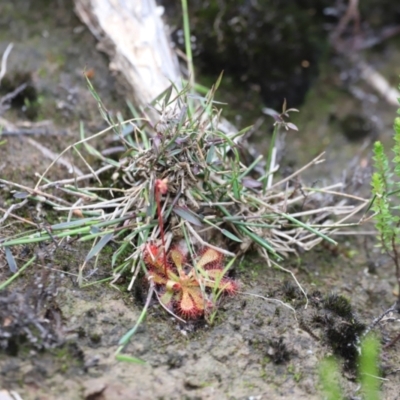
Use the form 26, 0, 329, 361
1, 2, 400, 398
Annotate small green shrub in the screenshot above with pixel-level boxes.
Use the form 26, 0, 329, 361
370, 102, 400, 307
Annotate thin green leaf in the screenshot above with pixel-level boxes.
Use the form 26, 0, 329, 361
115, 354, 146, 364
220, 229, 242, 243
173, 206, 203, 227
51, 217, 98, 230
0, 255, 36, 291
206, 144, 215, 164
5, 247, 17, 273
282, 212, 337, 245
85, 232, 114, 261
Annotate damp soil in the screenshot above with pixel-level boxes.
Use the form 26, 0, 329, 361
1, 1, 400, 399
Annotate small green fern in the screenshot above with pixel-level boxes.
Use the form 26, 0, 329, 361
371, 141, 396, 251
370, 104, 400, 307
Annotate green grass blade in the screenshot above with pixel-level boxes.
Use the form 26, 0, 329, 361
115, 353, 146, 364
5, 247, 17, 273
85, 232, 114, 262
0, 255, 36, 291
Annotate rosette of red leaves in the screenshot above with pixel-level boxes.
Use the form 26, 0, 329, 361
144, 244, 237, 319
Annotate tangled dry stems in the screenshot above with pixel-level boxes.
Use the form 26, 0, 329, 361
1, 87, 368, 290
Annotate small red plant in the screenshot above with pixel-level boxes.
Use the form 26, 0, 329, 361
154, 178, 168, 275
144, 244, 238, 319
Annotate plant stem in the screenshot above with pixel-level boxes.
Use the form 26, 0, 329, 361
263, 123, 279, 194
155, 185, 168, 275
181, 0, 194, 87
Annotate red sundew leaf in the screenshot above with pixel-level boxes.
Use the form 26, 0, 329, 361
169, 247, 186, 269
196, 248, 223, 270
143, 244, 167, 271
220, 279, 239, 295
178, 288, 205, 319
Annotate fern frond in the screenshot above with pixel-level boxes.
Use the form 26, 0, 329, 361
392, 117, 400, 180
371, 173, 395, 250
371, 141, 397, 250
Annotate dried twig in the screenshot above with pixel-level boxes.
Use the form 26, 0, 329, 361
0, 43, 13, 85
26, 137, 85, 176
0, 199, 28, 225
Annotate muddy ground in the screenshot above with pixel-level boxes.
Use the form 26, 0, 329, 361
1, 1, 400, 399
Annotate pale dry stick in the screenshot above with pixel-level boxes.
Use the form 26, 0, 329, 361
239, 291, 297, 320
331, 0, 360, 43
67, 198, 84, 223
0, 119, 67, 137
127, 258, 141, 290
110, 273, 122, 290
307, 201, 370, 241
271, 228, 312, 250
358, 59, 400, 106
0, 199, 28, 225
249, 193, 361, 227
78, 235, 101, 285
0, 84, 27, 109
26, 138, 85, 177
331, 0, 400, 105
359, 211, 377, 225
256, 233, 290, 254
34, 118, 139, 190
277, 182, 345, 207
0, 43, 13, 84
270, 256, 309, 310
185, 222, 236, 257
153, 286, 187, 324
56, 187, 99, 202
54, 196, 129, 210
303, 187, 368, 203
72, 145, 102, 184
0, 207, 37, 227
120, 186, 145, 219
39, 164, 115, 190
6, 391, 23, 400
363, 302, 398, 338
264, 242, 293, 256
268, 152, 326, 191
199, 201, 235, 207
329, 230, 375, 235
0, 179, 70, 206
289, 205, 356, 219
282, 181, 290, 213
301, 238, 324, 252
65, 186, 126, 193
263, 190, 294, 203
267, 146, 278, 189
222, 214, 277, 222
